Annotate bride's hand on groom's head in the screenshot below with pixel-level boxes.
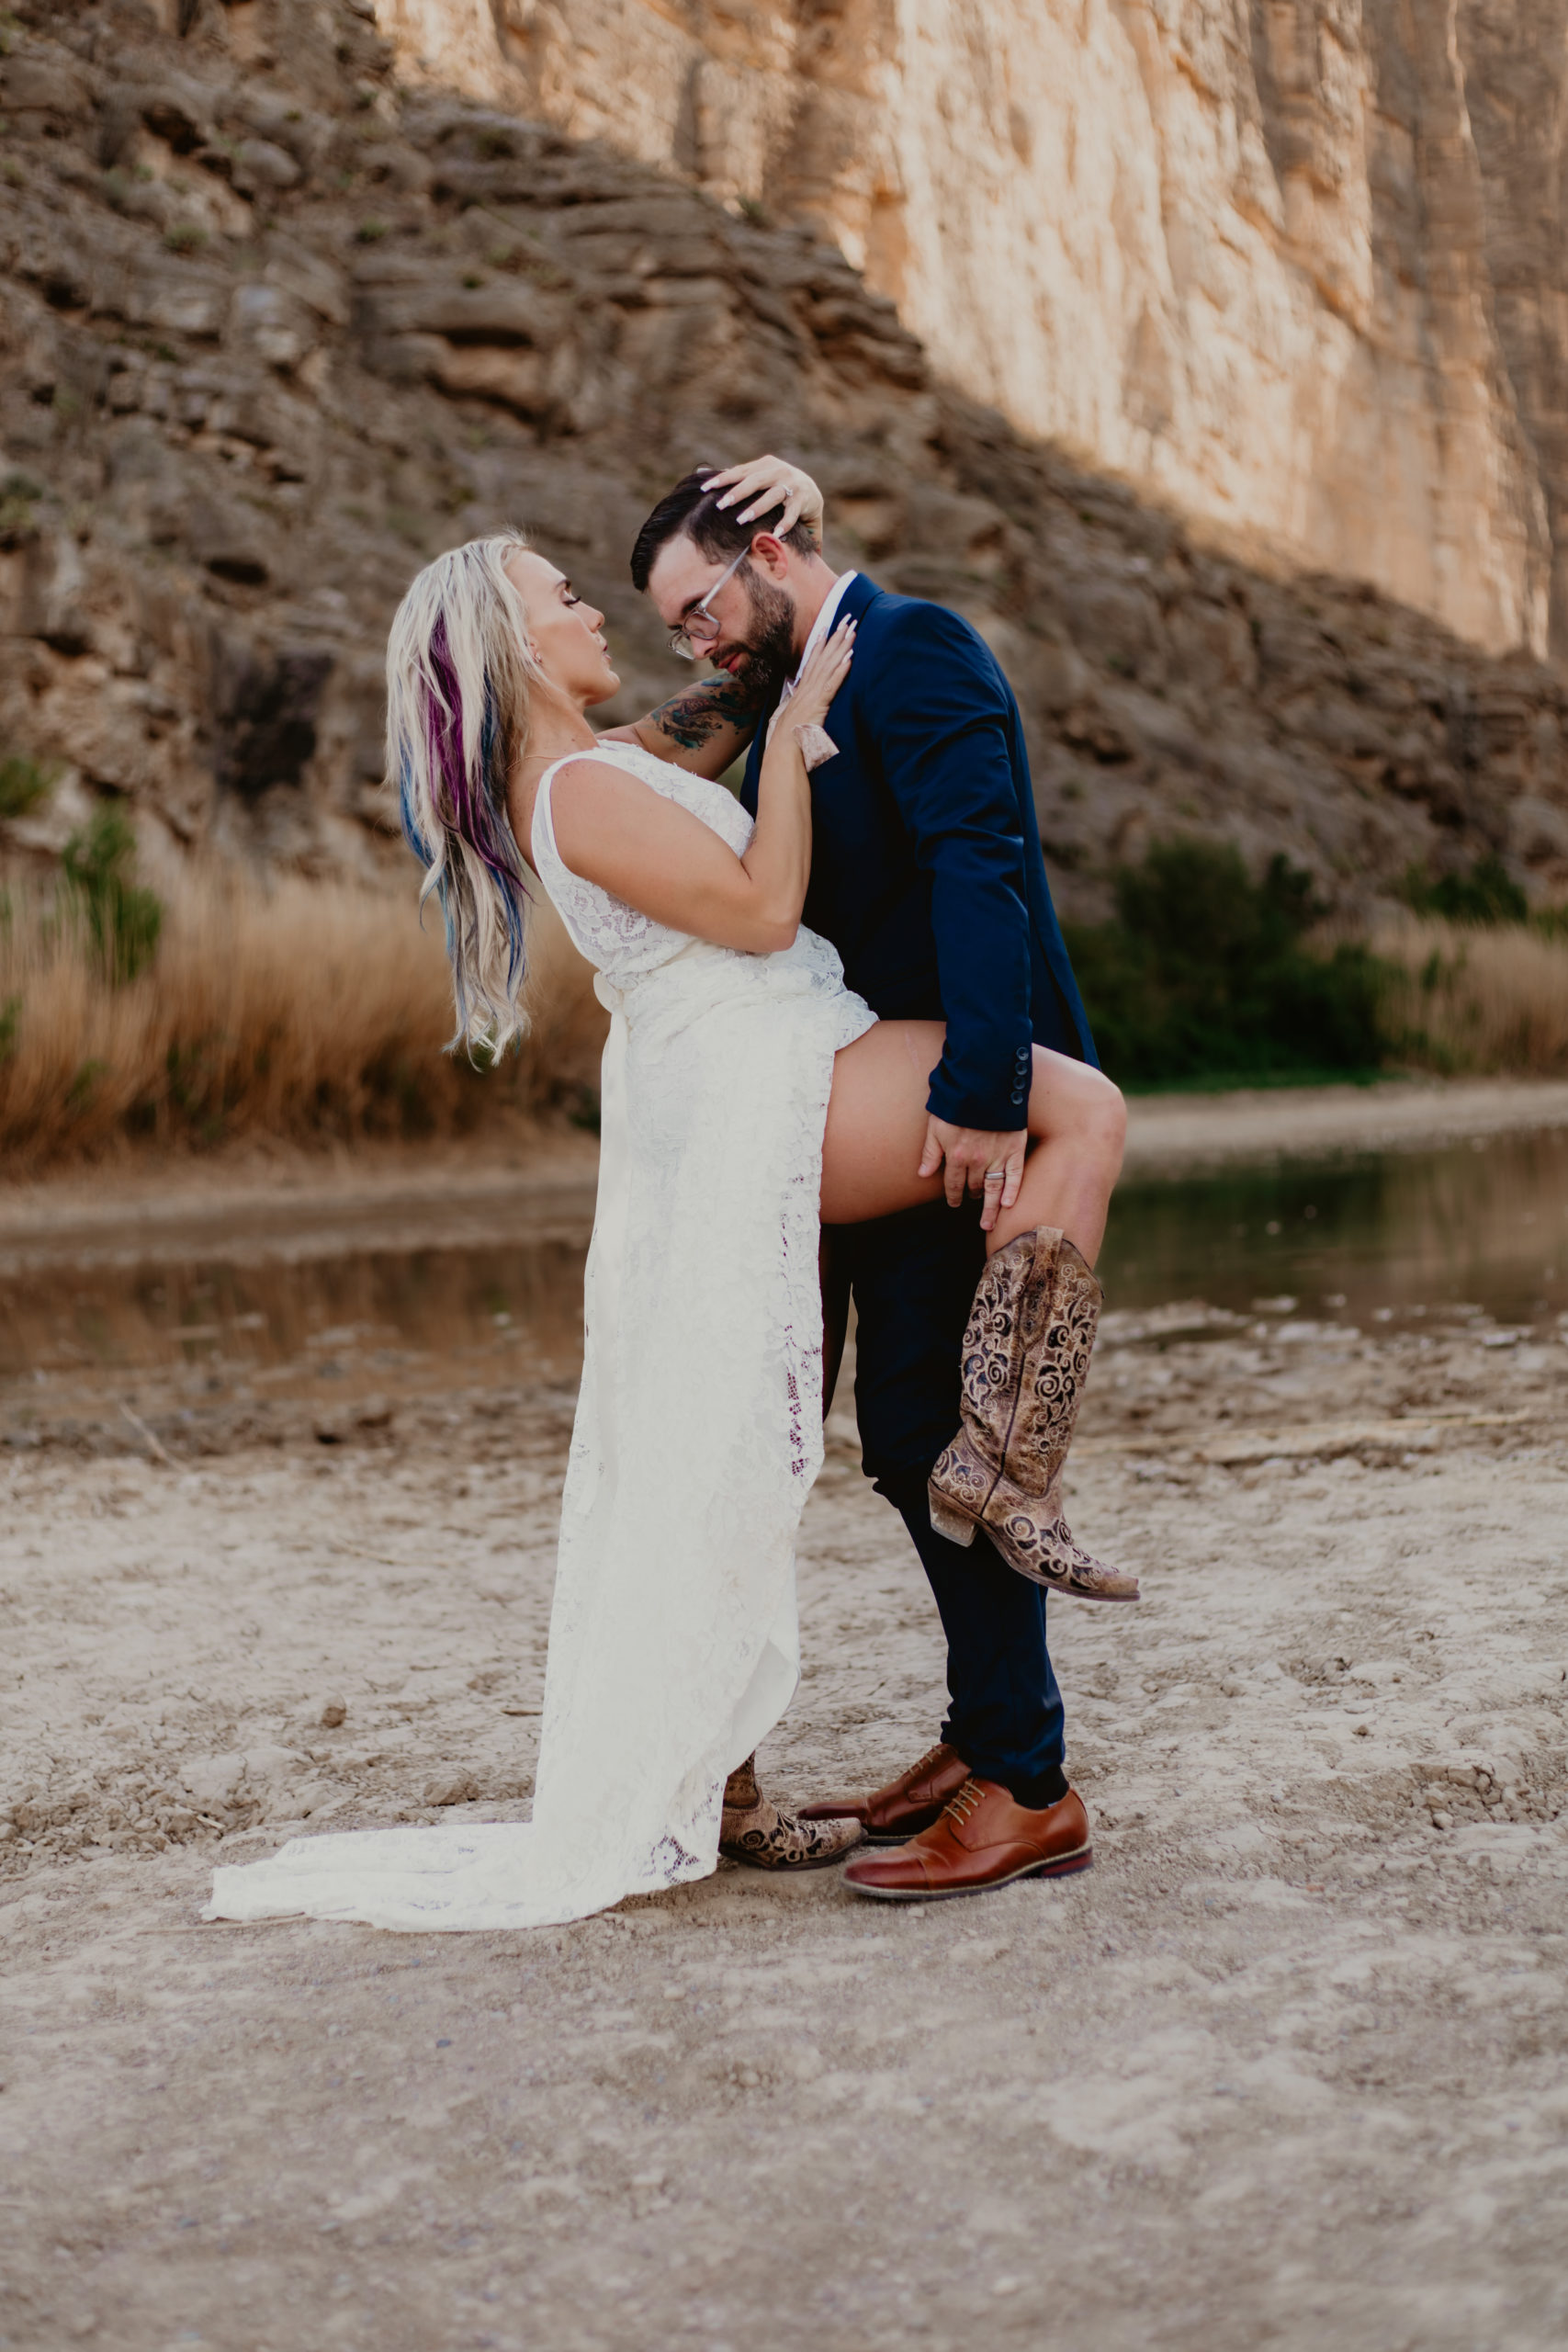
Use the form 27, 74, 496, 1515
791, 619, 855, 729
701, 456, 824, 544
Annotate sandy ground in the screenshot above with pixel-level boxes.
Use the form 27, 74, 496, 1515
3, 1188, 1567, 2352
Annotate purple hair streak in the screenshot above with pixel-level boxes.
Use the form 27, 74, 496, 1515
386, 534, 540, 1053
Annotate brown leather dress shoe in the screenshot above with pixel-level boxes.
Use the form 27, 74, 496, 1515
796, 1741, 973, 1846
841, 1777, 1092, 1901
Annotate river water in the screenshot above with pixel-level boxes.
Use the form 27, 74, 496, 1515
1100, 1125, 1568, 1326
1, 1128, 1564, 1415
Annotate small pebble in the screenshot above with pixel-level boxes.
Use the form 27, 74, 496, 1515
319, 1698, 347, 1729
425, 1772, 479, 1806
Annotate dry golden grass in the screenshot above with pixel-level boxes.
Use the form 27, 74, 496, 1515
8, 862, 1567, 1170
0, 869, 606, 1168
1370, 911, 1568, 1074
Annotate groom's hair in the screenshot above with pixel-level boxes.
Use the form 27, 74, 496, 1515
629, 465, 819, 592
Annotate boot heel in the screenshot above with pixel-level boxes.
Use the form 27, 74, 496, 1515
928, 1493, 976, 1547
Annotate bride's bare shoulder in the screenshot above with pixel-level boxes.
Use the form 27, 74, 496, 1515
543, 745, 679, 868
547, 740, 656, 785
543, 744, 662, 811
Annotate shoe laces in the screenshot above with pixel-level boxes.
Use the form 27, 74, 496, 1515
939, 1778, 985, 1830
908, 1742, 953, 1785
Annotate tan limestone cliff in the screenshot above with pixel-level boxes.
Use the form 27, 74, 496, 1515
6, 0, 1568, 924
369, 0, 1561, 660
1457, 0, 1568, 660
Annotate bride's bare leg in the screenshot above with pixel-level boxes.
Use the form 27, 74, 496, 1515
819, 1022, 1126, 1262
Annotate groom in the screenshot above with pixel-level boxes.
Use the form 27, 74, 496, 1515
630, 468, 1104, 1900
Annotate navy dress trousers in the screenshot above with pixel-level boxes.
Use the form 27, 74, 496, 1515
740, 572, 1098, 1798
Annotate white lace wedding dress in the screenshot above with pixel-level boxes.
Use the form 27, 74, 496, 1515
208, 741, 874, 1932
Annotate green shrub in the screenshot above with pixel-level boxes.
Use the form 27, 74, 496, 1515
0, 754, 52, 820
1398, 854, 1529, 927
1063, 838, 1386, 1090
61, 807, 163, 985
0, 485, 38, 547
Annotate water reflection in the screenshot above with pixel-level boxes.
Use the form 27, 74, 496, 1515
0, 1238, 592, 1403
1100, 1125, 1568, 1324
2, 1126, 1564, 1411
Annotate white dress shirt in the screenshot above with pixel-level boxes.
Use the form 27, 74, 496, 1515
779, 571, 859, 707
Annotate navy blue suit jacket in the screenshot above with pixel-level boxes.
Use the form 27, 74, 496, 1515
741, 573, 1097, 1130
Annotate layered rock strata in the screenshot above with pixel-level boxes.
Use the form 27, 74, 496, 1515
376, 0, 1568, 662
3, 0, 1568, 916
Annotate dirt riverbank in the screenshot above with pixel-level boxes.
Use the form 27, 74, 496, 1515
1120, 1075, 1568, 1176
3, 1072, 1563, 1266
2, 1193, 1566, 2348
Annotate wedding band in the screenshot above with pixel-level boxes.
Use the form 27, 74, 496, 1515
983, 1169, 1006, 1184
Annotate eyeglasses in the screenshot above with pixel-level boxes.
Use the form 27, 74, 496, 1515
670, 548, 749, 660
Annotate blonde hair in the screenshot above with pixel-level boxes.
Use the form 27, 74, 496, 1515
385, 533, 543, 1052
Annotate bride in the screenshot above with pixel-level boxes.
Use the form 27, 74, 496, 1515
209, 461, 1129, 1935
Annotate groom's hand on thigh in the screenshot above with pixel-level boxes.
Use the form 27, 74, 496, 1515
919, 1117, 1026, 1231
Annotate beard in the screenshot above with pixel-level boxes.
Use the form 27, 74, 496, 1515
714, 569, 797, 703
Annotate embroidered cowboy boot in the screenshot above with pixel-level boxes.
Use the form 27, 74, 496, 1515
928, 1226, 1138, 1603
719, 1754, 863, 1871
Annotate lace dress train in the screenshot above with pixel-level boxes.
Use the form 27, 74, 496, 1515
208, 741, 874, 1931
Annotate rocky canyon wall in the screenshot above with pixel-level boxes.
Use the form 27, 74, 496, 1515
1456, 1, 1568, 658
6, 0, 1568, 923
372, 0, 1568, 662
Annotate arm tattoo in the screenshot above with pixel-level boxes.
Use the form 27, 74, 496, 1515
646, 673, 764, 752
